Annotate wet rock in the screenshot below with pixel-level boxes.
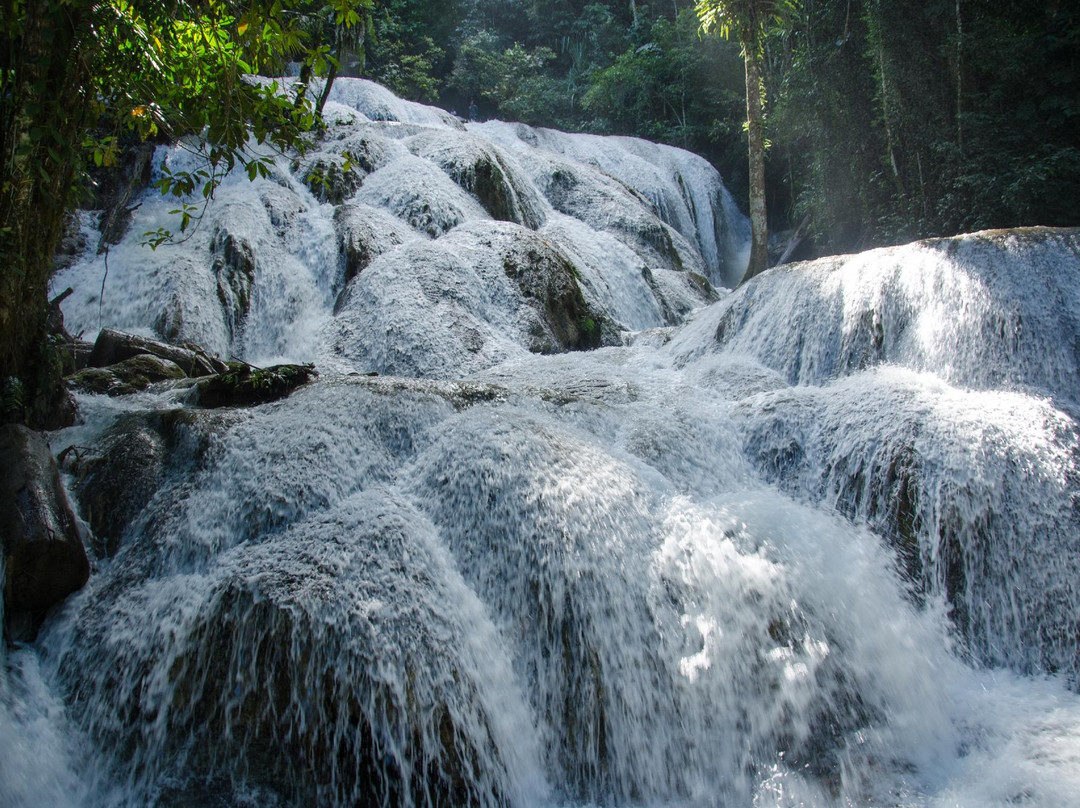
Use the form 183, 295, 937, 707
70, 415, 166, 559
303, 157, 364, 204
210, 228, 256, 341
333, 204, 413, 295
194, 363, 317, 408
642, 266, 718, 326
539, 159, 704, 275
89, 327, 227, 377
61, 407, 239, 560
355, 155, 488, 238
408, 131, 545, 230
500, 233, 614, 352
68, 353, 188, 396
259, 183, 309, 235
0, 424, 89, 641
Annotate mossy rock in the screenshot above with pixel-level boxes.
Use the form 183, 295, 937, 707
500, 235, 615, 352
68, 353, 188, 396
303, 157, 364, 204
195, 363, 317, 408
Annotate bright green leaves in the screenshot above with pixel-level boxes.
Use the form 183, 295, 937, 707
83, 136, 121, 168
695, 0, 798, 55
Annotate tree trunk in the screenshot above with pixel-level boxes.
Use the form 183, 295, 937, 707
316, 63, 340, 115
741, 44, 769, 283
0, 1, 88, 427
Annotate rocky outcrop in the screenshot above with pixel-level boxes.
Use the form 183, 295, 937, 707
0, 424, 89, 641
89, 327, 227, 377
210, 228, 256, 341
194, 363, 317, 408
499, 233, 615, 352
68, 353, 189, 396
407, 131, 546, 230
333, 205, 414, 298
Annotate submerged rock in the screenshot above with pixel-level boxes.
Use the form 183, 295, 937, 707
0, 424, 89, 641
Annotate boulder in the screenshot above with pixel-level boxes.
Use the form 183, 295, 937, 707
89, 327, 227, 377
68, 353, 189, 396
0, 424, 89, 641
499, 233, 614, 352
194, 363, 317, 408
210, 228, 256, 341
72, 413, 168, 558
333, 205, 414, 298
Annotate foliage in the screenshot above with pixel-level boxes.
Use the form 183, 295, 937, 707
583, 11, 743, 152
366, 0, 457, 101
0, 0, 371, 425
449, 31, 567, 125
696, 0, 798, 55
769, 0, 1080, 252
697, 0, 798, 280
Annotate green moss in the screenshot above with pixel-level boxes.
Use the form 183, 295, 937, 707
196, 363, 317, 408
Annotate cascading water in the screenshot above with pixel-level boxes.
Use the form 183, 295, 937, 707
3, 79, 1080, 807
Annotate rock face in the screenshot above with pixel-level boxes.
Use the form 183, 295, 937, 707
498, 231, 611, 352
0, 424, 89, 641
333, 204, 414, 298
407, 130, 546, 230
74, 413, 169, 559
211, 228, 256, 342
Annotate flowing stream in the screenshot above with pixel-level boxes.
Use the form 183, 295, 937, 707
3, 79, 1080, 807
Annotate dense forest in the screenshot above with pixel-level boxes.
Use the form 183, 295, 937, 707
364, 0, 1079, 254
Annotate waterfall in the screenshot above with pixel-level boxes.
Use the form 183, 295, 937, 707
3, 79, 1080, 806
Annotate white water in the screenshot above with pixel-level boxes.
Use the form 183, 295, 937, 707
4, 80, 1079, 806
